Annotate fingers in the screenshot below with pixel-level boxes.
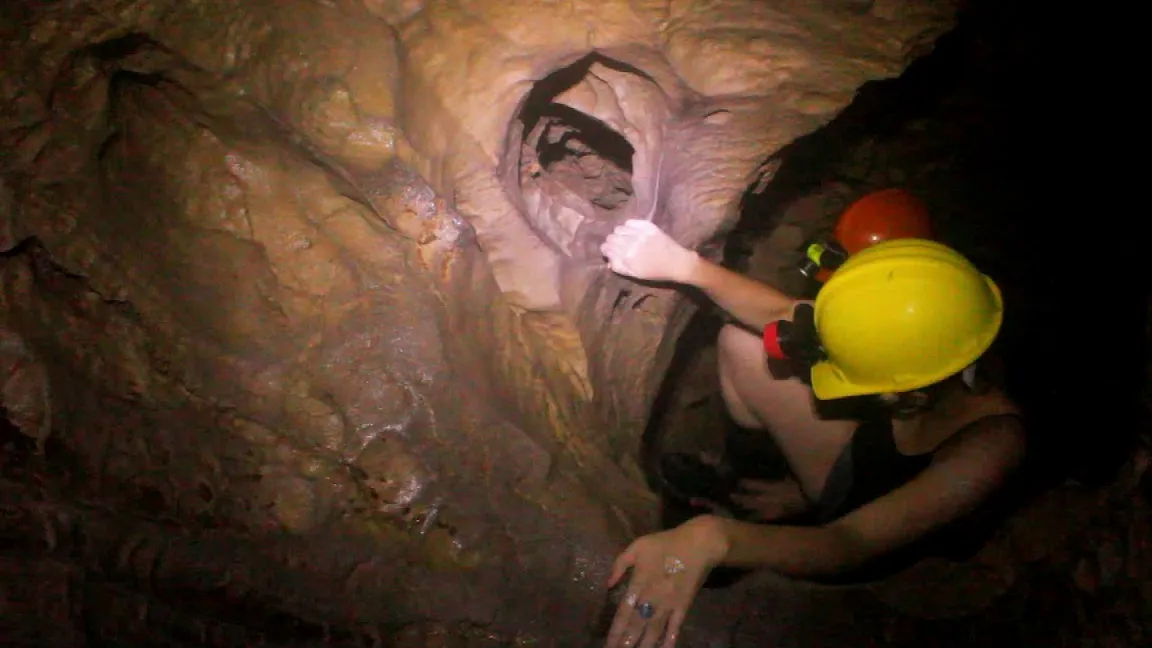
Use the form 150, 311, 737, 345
603, 232, 647, 260
622, 219, 660, 234
599, 220, 674, 281
606, 255, 639, 279
609, 596, 657, 648
687, 497, 720, 511
607, 221, 651, 240
728, 492, 753, 507
638, 608, 671, 648
728, 493, 764, 516
660, 610, 686, 648
601, 237, 638, 262
737, 478, 775, 493
600, 243, 635, 277
606, 571, 659, 648
601, 249, 644, 280
604, 220, 660, 250
605, 588, 642, 648
608, 544, 639, 588
698, 451, 722, 467
601, 234, 642, 263
729, 493, 775, 521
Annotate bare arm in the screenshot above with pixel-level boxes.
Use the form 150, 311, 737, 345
677, 253, 800, 332
600, 220, 800, 330
727, 476, 812, 522
699, 416, 1026, 576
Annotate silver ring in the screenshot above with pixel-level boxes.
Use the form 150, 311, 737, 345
665, 556, 686, 575
637, 601, 655, 619
624, 592, 638, 607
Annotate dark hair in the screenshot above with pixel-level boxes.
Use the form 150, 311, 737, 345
880, 380, 950, 418
880, 352, 1004, 418
811, 351, 1005, 423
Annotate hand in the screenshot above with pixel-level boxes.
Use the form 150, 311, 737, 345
604, 516, 728, 648
727, 478, 809, 522
599, 220, 699, 283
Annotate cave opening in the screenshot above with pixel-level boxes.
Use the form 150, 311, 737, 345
524, 102, 634, 211
513, 54, 641, 254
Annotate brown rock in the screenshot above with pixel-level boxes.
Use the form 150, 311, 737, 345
0, 0, 957, 641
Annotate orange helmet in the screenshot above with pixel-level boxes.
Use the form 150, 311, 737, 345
805, 188, 934, 283
834, 187, 933, 255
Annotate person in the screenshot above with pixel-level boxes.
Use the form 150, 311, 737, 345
598, 219, 1025, 648
796, 186, 934, 284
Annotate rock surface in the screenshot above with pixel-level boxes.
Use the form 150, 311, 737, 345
0, 0, 957, 644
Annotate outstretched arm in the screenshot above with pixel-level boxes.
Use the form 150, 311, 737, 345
706, 415, 1026, 576
679, 254, 799, 331
600, 220, 799, 331
602, 418, 1025, 648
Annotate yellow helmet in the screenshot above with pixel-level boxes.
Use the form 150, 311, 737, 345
809, 238, 1003, 400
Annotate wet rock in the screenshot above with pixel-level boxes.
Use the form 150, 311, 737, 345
0, 557, 85, 647
867, 538, 1019, 619
0, 330, 51, 448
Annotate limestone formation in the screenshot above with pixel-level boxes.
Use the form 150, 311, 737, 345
0, 0, 956, 642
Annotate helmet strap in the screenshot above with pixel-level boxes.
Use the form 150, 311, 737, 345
883, 391, 932, 419
961, 362, 979, 390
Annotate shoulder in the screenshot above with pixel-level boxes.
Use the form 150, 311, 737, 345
934, 413, 1027, 473
972, 384, 1022, 417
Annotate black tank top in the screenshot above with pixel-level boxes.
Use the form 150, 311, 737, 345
814, 417, 935, 524
809, 413, 1024, 584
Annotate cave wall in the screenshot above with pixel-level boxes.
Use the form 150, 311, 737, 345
0, 0, 958, 644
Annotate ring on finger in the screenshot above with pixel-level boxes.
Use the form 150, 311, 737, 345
624, 592, 638, 607
637, 601, 655, 619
